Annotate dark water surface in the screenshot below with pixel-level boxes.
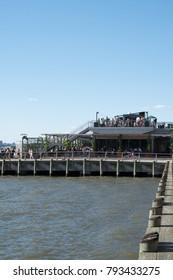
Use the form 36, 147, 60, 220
0, 176, 159, 260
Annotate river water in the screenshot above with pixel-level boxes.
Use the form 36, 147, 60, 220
0, 176, 159, 260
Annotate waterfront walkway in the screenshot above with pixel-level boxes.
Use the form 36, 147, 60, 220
139, 160, 173, 259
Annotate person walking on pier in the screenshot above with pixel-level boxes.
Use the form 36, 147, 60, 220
29, 149, 34, 159
17, 149, 20, 159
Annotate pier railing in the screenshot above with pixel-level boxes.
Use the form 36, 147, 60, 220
1, 151, 171, 161
28, 151, 172, 161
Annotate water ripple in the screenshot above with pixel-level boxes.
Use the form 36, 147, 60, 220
0, 176, 159, 259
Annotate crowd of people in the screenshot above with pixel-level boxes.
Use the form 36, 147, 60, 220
0, 146, 93, 159
96, 114, 157, 128
0, 148, 20, 159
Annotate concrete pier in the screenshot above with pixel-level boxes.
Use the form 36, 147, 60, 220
0, 158, 165, 177
139, 160, 173, 259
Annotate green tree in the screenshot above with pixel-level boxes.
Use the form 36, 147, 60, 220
63, 140, 72, 151
92, 138, 96, 151
43, 138, 51, 151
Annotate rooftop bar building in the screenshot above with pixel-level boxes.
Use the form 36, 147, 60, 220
89, 111, 173, 154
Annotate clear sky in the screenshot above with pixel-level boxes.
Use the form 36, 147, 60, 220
0, 0, 173, 143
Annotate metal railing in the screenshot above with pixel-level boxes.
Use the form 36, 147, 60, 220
1, 151, 171, 161
69, 120, 94, 135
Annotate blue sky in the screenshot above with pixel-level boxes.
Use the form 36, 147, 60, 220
0, 0, 173, 142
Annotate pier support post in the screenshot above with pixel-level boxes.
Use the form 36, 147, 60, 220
17, 160, 20, 176
100, 159, 103, 176
133, 160, 136, 177
33, 159, 37, 176
156, 189, 165, 197
49, 159, 53, 176
83, 159, 86, 176
149, 205, 163, 217
148, 215, 161, 227
152, 161, 155, 177
152, 197, 164, 207
116, 160, 119, 176
66, 159, 69, 176
1, 160, 4, 176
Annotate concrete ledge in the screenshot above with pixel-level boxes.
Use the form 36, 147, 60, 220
139, 161, 173, 260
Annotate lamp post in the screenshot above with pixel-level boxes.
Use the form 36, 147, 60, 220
96, 111, 99, 122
